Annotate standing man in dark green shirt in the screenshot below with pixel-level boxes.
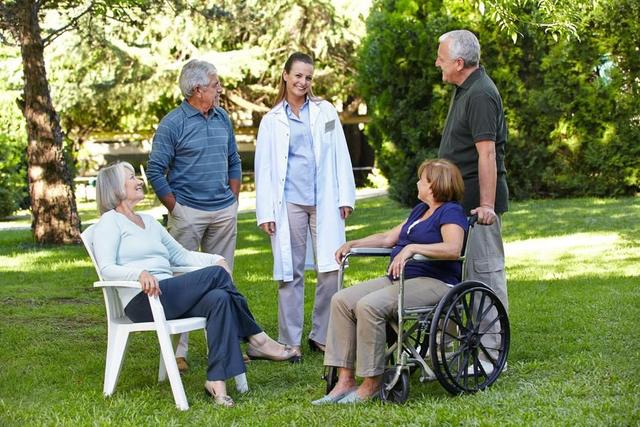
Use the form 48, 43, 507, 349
436, 29, 509, 373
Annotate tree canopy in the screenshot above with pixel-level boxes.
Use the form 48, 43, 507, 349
358, 0, 640, 206
0, 0, 638, 232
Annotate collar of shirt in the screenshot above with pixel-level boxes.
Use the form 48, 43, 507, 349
283, 97, 310, 120
180, 99, 219, 119
457, 65, 485, 91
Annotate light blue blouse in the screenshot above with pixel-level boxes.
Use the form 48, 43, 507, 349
284, 98, 316, 206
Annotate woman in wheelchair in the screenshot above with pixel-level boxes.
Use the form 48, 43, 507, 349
92, 162, 297, 407
312, 159, 468, 404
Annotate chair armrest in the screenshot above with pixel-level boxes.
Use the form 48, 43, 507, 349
349, 248, 393, 257
93, 280, 141, 289
171, 266, 201, 274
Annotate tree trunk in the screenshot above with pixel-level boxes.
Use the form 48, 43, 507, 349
18, 0, 81, 244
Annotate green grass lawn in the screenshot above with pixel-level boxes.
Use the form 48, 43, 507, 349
0, 196, 638, 425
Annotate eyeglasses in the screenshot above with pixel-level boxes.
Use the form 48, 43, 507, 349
198, 80, 222, 92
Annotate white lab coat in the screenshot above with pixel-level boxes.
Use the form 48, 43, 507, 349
255, 99, 356, 281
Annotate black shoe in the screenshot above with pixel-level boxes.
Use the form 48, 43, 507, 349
308, 338, 326, 353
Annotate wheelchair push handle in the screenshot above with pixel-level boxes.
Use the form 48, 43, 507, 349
468, 214, 479, 227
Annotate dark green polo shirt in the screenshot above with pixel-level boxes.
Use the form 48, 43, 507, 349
438, 66, 508, 215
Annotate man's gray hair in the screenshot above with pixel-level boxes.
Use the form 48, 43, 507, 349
439, 30, 481, 68
179, 59, 218, 99
96, 162, 135, 214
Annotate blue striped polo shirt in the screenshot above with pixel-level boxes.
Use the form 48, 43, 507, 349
147, 100, 241, 212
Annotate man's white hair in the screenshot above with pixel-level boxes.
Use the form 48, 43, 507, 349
439, 30, 481, 68
179, 59, 217, 98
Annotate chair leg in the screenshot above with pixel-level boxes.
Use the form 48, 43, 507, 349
156, 329, 189, 410
158, 334, 180, 382
234, 373, 249, 393
103, 326, 130, 396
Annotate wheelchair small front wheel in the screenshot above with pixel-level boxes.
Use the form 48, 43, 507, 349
380, 368, 409, 404
323, 366, 338, 395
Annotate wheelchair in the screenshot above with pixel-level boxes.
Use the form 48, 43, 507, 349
323, 216, 510, 403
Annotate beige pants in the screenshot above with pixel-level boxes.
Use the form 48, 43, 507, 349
168, 200, 239, 270
324, 275, 450, 377
168, 200, 239, 359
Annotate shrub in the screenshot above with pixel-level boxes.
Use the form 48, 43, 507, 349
359, 0, 640, 206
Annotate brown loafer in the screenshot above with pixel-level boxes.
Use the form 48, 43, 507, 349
176, 357, 189, 373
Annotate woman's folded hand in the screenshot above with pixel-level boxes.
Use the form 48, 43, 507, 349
139, 270, 161, 296
335, 242, 353, 264
387, 245, 414, 279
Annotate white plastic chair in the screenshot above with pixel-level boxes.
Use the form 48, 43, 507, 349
81, 224, 248, 410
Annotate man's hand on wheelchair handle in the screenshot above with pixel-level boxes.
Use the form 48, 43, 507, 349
470, 205, 497, 225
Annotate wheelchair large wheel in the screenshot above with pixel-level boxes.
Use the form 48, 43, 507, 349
323, 366, 338, 395
429, 280, 510, 395
379, 368, 409, 404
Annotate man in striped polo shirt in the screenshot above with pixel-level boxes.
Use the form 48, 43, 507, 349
147, 59, 241, 372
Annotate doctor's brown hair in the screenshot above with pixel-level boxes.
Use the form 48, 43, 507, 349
417, 159, 464, 203
273, 52, 319, 107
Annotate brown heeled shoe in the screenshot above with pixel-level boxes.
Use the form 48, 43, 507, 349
204, 383, 235, 408
246, 344, 301, 363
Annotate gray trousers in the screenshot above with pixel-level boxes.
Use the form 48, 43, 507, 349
168, 200, 239, 358
465, 216, 508, 357
324, 276, 450, 377
278, 203, 339, 347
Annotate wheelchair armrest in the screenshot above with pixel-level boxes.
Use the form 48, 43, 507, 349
93, 280, 141, 289
348, 247, 393, 257
410, 254, 465, 262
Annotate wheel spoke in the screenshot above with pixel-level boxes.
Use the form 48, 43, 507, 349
478, 343, 498, 366
444, 343, 467, 368
460, 295, 474, 331
473, 353, 490, 377
475, 291, 487, 323
443, 329, 463, 342
477, 313, 502, 334
455, 349, 471, 386
475, 299, 495, 327
449, 305, 468, 334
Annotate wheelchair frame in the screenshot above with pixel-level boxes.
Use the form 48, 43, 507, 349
324, 216, 510, 403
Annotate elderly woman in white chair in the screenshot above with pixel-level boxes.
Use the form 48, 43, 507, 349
312, 159, 469, 404
92, 162, 297, 407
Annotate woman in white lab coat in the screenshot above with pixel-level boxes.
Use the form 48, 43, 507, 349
255, 52, 356, 359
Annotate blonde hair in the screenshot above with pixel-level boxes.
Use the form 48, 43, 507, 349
417, 159, 464, 203
273, 52, 319, 107
96, 162, 135, 214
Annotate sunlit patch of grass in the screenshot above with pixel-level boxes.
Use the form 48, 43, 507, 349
506, 232, 638, 280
